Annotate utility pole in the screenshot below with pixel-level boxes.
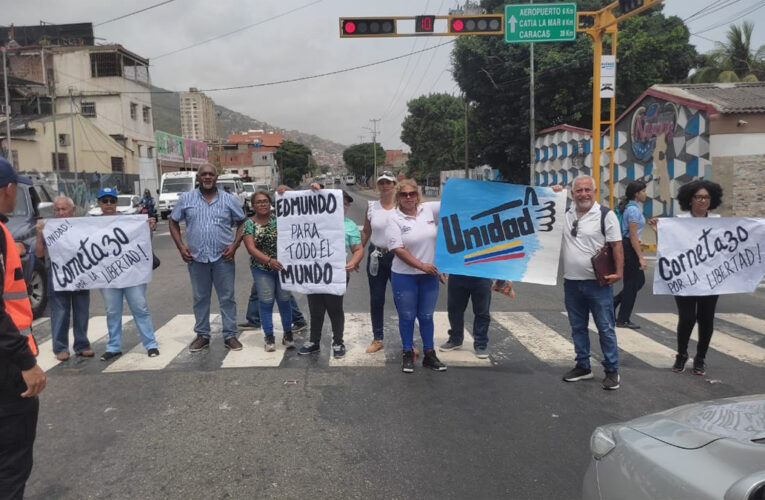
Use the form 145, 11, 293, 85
369, 118, 380, 181
529, 0, 535, 185
68, 87, 78, 181
2, 47, 11, 166
464, 96, 469, 179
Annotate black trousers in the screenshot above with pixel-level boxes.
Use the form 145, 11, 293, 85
307, 293, 345, 345
0, 398, 39, 500
674, 295, 719, 359
614, 238, 645, 323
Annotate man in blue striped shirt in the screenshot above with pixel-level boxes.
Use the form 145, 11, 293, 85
169, 164, 246, 352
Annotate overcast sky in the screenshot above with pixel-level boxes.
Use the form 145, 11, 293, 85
5, 0, 765, 151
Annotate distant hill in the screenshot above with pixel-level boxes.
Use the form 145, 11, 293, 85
150, 85, 346, 167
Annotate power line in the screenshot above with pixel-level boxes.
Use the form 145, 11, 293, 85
151, 0, 323, 60
95, 0, 178, 27
692, 0, 765, 35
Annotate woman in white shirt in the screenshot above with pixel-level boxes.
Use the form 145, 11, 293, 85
386, 179, 446, 374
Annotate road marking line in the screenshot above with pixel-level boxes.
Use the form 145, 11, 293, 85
37, 316, 128, 372
495, 312, 573, 365
104, 314, 200, 373
432, 312, 490, 367
329, 312, 385, 367
638, 313, 765, 367
716, 313, 765, 337
221, 320, 285, 368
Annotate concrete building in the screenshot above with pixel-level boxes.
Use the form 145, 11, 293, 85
180, 88, 218, 142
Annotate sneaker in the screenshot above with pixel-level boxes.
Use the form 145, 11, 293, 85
474, 346, 489, 359
148, 348, 160, 357
423, 349, 447, 371
225, 337, 243, 351
439, 340, 463, 352
603, 371, 621, 390
693, 356, 706, 376
189, 335, 210, 353
100, 351, 122, 362
282, 331, 295, 349
402, 350, 415, 373
299, 342, 320, 355
332, 343, 346, 359
672, 353, 689, 373
55, 352, 70, 361
616, 321, 641, 329
365, 339, 384, 353
264, 335, 276, 352
562, 365, 594, 382
292, 322, 308, 334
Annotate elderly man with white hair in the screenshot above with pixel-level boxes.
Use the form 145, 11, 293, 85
34, 195, 94, 360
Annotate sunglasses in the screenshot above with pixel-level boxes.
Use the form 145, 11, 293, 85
693, 195, 711, 201
398, 191, 418, 198
99, 197, 118, 204
571, 219, 578, 237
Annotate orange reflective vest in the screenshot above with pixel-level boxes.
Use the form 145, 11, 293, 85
0, 222, 36, 355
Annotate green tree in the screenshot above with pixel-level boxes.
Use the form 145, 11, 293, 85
342, 143, 385, 182
399, 93, 480, 181
276, 140, 314, 187
690, 22, 765, 83
450, 0, 696, 182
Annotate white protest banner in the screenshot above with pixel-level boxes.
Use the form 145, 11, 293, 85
43, 215, 153, 291
275, 189, 346, 295
653, 217, 765, 296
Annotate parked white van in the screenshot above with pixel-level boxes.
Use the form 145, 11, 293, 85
158, 171, 196, 220
217, 173, 248, 213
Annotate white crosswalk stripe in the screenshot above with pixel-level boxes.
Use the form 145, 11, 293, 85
34, 310, 765, 373
637, 313, 765, 367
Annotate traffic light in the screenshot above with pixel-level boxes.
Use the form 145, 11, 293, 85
447, 14, 504, 36
618, 0, 644, 15
340, 18, 397, 38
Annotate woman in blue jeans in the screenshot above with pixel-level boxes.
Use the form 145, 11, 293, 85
96, 187, 159, 361
242, 190, 293, 352
387, 179, 446, 373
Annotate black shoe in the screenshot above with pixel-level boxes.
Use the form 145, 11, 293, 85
615, 321, 640, 329
672, 353, 689, 373
602, 371, 620, 390
693, 356, 706, 376
189, 335, 210, 352
148, 348, 160, 357
100, 351, 122, 362
562, 365, 593, 382
422, 349, 447, 371
402, 350, 415, 373
282, 331, 295, 349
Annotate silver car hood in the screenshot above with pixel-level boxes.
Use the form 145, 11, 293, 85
626, 394, 765, 449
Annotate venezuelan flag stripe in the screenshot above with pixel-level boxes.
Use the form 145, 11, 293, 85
464, 246, 524, 264
463, 240, 523, 259
466, 253, 526, 266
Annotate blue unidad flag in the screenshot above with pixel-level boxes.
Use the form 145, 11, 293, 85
434, 178, 567, 285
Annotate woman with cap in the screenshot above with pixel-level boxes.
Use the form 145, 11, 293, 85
613, 180, 648, 329
298, 190, 364, 358
359, 170, 398, 353
95, 187, 159, 360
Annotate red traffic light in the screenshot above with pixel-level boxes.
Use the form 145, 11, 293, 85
340, 18, 397, 37
451, 19, 464, 32
448, 14, 503, 35
344, 21, 357, 34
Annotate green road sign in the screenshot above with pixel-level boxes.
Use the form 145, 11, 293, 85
505, 3, 577, 43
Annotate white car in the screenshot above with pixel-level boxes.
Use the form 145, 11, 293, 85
88, 194, 141, 216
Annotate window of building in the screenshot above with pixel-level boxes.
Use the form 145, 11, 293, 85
11, 151, 18, 170
111, 157, 125, 173
142, 105, 151, 123
90, 52, 121, 77
130, 102, 137, 120
52, 153, 69, 171
81, 102, 96, 117
147, 147, 154, 159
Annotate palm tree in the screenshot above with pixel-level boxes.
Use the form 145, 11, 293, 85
690, 21, 765, 83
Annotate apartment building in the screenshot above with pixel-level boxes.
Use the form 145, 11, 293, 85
180, 88, 218, 141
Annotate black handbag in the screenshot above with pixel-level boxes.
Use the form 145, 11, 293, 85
591, 206, 615, 286
152, 252, 161, 270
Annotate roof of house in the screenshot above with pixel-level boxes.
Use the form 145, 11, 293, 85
650, 82, 765, 114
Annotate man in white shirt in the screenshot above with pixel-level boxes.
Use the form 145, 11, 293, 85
560, 176, 624, 390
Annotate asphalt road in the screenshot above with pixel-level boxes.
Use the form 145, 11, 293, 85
24, 185, 765, 499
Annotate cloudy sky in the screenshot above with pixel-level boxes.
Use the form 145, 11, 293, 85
5, 0, 764, 151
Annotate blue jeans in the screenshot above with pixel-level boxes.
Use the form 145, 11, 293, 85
367, 245, 394, 340
564, 279, 619, 372
251, 266, 292, 335
49, 273, 91, 354
391, 272, 440, 351
100, 284, 158, 353
188, 258, 237, 340
245, 281, 305, 326
447, 274, 492, 349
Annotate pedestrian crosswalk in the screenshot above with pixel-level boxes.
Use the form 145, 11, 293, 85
32, 309, 765, 374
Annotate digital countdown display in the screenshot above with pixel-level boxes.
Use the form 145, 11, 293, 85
415, 15, 436, 33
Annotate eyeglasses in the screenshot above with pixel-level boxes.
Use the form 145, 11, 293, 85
571, 219, 579, 237
99, 198, 118, 204
693, 195, 711, 201
398, 191, 418, 198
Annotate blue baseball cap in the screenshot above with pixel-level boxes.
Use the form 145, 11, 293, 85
0, 156, 18, 188
97, 187, 118, 199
